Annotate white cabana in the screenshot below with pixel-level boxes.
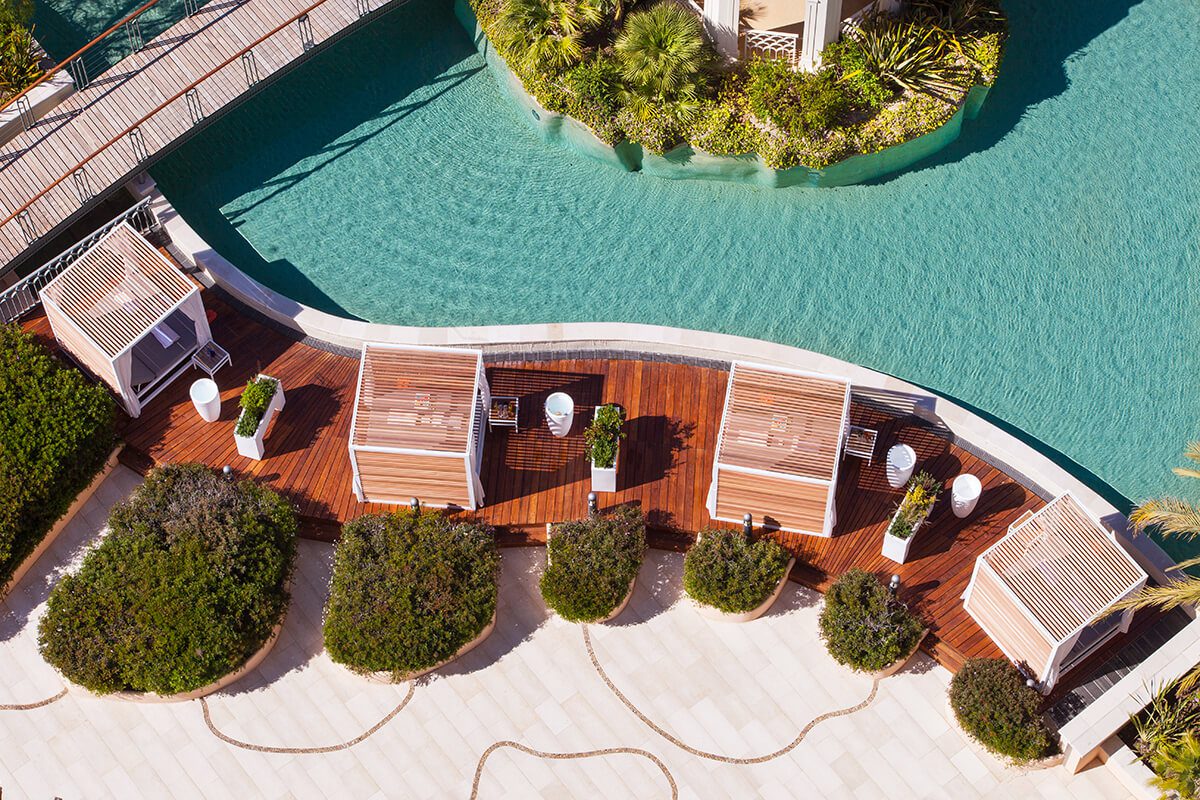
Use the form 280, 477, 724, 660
962, 494, 1148, 691
39, 222, 211, 418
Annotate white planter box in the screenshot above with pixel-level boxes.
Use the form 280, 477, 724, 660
234, 374, 285, 460
881, 506, 927, 564
589, 406, 619, 493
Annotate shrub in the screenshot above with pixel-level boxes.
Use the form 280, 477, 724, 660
323, 510, 499, 679
949, 658, 1056, 762
823, 39, 892, 110
851, 90, 957, 153
0, 0, 33, 33
541, 506, 645, 622
886, 471, 941, 539
38, 464, 296, 695
236, 376, 278, 437
0, 325, 115, 582
1135, 680, 1200, 762
614, 2, 709, 100
746, 58, 850, 136
565, 55, 625, 143
818, 568, 924, 671
584, 404, 624, 468
1150, 733, 1200, 800
683, 528, 790, 613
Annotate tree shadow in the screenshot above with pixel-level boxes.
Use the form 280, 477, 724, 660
265, 383, 342, 458
606, 551, 684, 627
622, 416, 694, 491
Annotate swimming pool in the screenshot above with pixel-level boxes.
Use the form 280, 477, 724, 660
151, 0, 1200, 555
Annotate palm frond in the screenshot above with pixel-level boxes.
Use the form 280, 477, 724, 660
1113, 580, 1200, 614
1129, 496, 1200, 538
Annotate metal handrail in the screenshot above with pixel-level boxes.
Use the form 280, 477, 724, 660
0, 0, 377, 237
0, 0, 187, 115
0, 197, 158, 324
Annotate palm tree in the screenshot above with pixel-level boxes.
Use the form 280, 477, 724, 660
494, 0, 605, 74
1116, 442, 1200, 688
614, 3, 708, 101
1150, 732, 1200, 800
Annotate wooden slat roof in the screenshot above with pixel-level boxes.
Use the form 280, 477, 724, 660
717, 363, 849, 481
982, 494, 1146, 642
350, 343, 480, 455
39, 223, 196, 359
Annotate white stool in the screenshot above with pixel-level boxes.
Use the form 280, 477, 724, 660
886, 444, 916, 488
545, 392, 574, 438
952, 474, 982, 518
189, 378, 221, 422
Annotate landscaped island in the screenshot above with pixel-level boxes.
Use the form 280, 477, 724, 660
462, 0, 1005, 184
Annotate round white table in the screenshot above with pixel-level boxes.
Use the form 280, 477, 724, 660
189, 378, 221, 422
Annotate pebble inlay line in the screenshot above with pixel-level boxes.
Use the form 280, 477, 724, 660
582, 624, 879, 764
0, 687, 67, 710
200, 683, 415, 754
469, 741, 678, 800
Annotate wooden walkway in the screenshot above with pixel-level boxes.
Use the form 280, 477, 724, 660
0, 0, 393, 270
20, 295, 1158, 681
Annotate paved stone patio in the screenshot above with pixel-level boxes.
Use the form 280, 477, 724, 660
0, 467, 1135, 798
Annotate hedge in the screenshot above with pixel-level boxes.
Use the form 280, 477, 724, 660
818, 568, 924, 672
323, 510, 500, 679
949, 658, 1057, 762
38, 464, 296, 695
541, 506, 645, 623
683, 528, 791, 613
0, 325, 116, 585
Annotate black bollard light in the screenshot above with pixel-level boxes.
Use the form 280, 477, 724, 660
742, 513, 753, 537
410, 497, 420, 512
587, 492, 598, 518
222, 465, 233, 481
889, 574, 900, 598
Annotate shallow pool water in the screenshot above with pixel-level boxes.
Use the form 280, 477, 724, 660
152, 0, 1200, 555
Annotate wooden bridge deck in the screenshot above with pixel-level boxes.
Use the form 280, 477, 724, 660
21, 295, 1159, 680
0, 0, 392, 270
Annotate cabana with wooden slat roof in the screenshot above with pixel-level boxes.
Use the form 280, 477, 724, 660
962, 493, 1148, 691
38, 222, 211, 418
706, 361, 851, 536
349, 343, 490, 510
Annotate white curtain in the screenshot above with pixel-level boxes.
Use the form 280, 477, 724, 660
113, 350, 141, 417
178, 290, 212, 345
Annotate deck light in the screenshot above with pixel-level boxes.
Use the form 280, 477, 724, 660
889, 574, 900, 597
222, 465, 232, 480
743, 513, 753, 536
410, 497, 420, 512
587, 492, 598, 517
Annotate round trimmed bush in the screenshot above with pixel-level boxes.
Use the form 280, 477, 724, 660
541, 506, 646, 623
683, 528, 791, 613
323, 510, 499, 680
949, 658, 1056, 762
38, 463, 296, 695
818, 568, 924, 672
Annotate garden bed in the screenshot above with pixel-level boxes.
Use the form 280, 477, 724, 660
359, 609, 498, 683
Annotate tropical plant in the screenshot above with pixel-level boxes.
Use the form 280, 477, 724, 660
887, 471, 941, 539
614, 2, 708, 101
909, 0, 1004, 42
844, 14, 964, 98
38, 464, 296, 695
746, 58, 850, 136
948, 658, 1056, 762
1134, 679, 1200, 762
323, 510, 500, 680
1150, 733, 1200, 800
494, 0, 604, 73
1115, 443, 1200, 691
541, 506, 645, 622
236, 376, 278, 437
584, 404, 624, 468
823, 39, 893, 110
0, 23, 40, 101
683, 528, 790, 614
819, 568, 924, 671
0, 325, 115, 583
0, 0, 33, 34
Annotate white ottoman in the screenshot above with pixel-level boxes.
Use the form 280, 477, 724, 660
545, 392, 574, 438
952, 474, 983, 518
886, 444, 916, 489
190, 378, 221, 422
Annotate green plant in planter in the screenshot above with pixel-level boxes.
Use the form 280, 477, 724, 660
1131, 678, 1200, 788
236, 376, 278, 437
541, 506, 645, 622
683, 528, 791, 613
323, 510, 499, 679
1150, 733, 1200, 800
948, 658, 1056, 762
887, 471, 941, 539
818, 568, 924, 671
584, 404, 625, 468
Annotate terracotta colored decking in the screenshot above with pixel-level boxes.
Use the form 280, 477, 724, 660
21, 294, 1156, 679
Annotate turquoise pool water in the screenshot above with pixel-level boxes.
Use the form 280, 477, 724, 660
152, 0, 1200, 554
32, 0, 152, 63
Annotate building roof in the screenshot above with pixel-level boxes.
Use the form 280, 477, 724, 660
981, 494, 1147, 642
350, 343, 482, 456
39, 223, 196, 358
717, 363, 849, 481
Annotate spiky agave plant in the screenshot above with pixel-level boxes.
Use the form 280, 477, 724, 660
614, 2, 708, 101
844, 14, 963, 98
494, 0, 605, 74
1134, 680, 1200, 761
0, 24, 41, 101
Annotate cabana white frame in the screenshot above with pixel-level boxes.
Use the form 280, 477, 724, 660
706, 361, 851, 537
38, 222, 211, 418
962, 493, 1148, 691
348, 342, 489, 510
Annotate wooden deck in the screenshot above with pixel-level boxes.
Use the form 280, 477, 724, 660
20, 295, 1159, 680
0, 0, 394, 269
